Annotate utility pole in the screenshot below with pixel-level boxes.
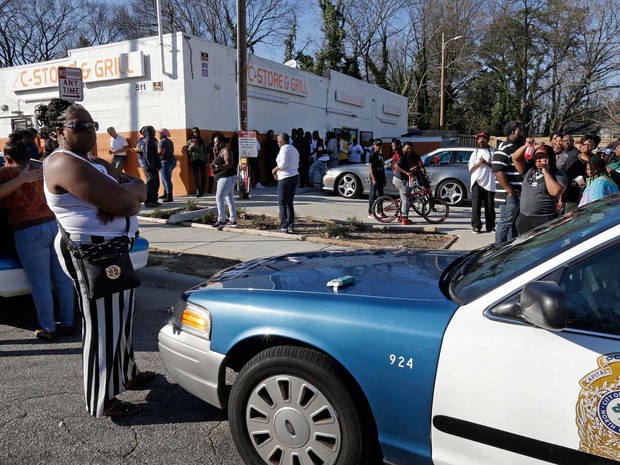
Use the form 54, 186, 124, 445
237, 0, 248, 132
439, 33, 464, 130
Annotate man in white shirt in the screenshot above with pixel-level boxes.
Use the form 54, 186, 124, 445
272, 132, 300, 233
107, 127, 129, 172
468, 131, 496, 233
348, 138, 364, 163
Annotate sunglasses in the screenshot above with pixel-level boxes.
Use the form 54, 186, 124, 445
64, 121, 99, 132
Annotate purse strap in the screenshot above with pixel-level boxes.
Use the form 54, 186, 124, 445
57, 217, 130, 253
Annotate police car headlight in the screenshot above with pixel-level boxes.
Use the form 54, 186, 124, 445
171, 299, 211, 340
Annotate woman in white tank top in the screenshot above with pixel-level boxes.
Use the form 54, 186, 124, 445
40, 98, 153, 418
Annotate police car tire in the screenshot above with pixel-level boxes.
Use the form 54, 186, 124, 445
229, 346, 379, 465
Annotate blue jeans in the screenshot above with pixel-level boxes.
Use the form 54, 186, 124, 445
14, 220, 74, 332
160, 157, 177, 194
278, 175, 298, 230
368, 181, 385, 214
216, 176, 237, 222
309, 160, 327, 185
495, 193, 520, 244
393, 177, 411, 217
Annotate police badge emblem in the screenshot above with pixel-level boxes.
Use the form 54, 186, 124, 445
576, 353, 620, 460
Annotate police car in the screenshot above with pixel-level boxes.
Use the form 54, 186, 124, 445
159, 193, 620, 465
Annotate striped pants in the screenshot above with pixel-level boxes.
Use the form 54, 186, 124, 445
55, 234, 139, 417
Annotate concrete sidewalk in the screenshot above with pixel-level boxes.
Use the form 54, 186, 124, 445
138, 186, 495, 261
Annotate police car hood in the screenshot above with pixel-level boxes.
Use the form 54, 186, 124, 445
187, 249, 463, 300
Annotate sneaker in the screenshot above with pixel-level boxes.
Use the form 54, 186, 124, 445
255, 183, 265, 189
144, 202, 161, 208
212, 221, 226, 228
279, 228, 289, 234
368, 214, 374, 219
400, 218, 413, 225
472, 228, 481, 234
287, 228, 295, 234
35, 329, 58, 341
56, 325, 76, 337
379, 212, 387, 219
226, 220, 238, 228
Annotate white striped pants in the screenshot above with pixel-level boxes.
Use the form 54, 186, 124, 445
55, 234, 139, 417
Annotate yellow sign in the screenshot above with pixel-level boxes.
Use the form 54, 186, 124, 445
577, 353, 620, 460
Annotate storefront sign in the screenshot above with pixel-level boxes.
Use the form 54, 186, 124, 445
335, 90, 364, 107
238, 130, 258, 158
202, 63, 209, 77
247, 64, 307, 97
14, 52, 145, 91
383, 104, 401, 116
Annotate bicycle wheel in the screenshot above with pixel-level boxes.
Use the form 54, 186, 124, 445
372, 196, 400, 223
422, 197, 449, 224
411, 194, 428, 217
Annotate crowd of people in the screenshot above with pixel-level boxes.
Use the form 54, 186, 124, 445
469, 120, 620, 244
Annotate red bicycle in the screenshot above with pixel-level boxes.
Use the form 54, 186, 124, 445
371, 178, 449, 224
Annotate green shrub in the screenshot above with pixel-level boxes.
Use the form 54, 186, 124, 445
185, 199, 200, 211
251, 214, 276, 230
346, 216, 365, 231
149, 208, 173, 219
197, 211, 217, 224
323, 223, 350, 239
236, 206, 248, 219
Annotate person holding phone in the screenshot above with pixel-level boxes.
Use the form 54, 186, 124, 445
513, 142, 567, 234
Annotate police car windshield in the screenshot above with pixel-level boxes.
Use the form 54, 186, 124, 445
448, 193, 620, 304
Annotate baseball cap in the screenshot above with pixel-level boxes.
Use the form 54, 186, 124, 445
373, 138, 383, 146
475, 131, 490, 140
159, 128, 171, 137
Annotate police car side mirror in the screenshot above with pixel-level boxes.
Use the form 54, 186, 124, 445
518, 281, 567, 331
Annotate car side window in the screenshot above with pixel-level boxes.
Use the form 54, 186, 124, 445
433, 151, 452, 165
454, 151, 472, 164
559, 243, 620, 335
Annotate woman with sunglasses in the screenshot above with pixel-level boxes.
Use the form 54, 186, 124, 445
513, 141, 567, 234
37, 98, 154, 417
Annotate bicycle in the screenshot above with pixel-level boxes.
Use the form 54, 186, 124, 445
371, 178, 449, 224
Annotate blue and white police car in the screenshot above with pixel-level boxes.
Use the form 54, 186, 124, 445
159, 193, 620, 465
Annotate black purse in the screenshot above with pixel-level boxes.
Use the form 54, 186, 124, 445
58, 219, 141, 300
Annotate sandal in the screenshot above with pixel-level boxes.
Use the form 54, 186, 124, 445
102, 398, 140, 417
125, 370, 157, 390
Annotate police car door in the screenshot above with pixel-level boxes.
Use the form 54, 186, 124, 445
431, 238, 620, 465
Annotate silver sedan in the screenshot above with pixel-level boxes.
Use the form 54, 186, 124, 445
322, 147, 475, 205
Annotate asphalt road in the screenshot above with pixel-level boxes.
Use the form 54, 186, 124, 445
0, 269, 243, 465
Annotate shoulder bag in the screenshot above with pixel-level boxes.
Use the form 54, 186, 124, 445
58, 219, 141, 300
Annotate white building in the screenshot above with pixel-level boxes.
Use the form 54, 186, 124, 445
0, 32, 408, 193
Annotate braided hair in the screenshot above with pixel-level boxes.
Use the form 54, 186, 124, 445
34, 99, 83, 138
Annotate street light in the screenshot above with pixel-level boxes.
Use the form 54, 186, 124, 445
439, 33, 464, 130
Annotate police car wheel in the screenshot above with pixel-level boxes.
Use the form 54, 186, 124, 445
229, 346, 379, 465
